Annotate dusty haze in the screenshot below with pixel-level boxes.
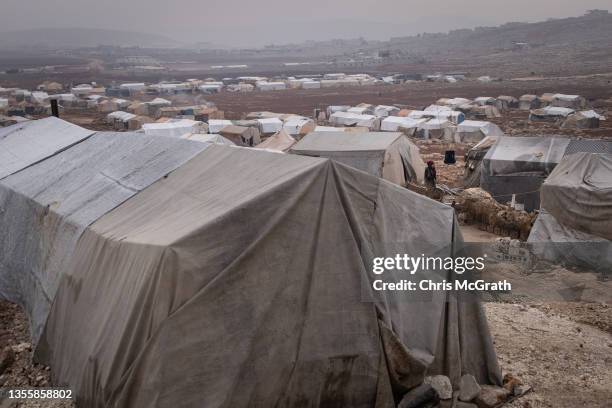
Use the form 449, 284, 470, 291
1, 0, 611, 46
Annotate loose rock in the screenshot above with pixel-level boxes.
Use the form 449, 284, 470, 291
11, 342, 31, 354
459, 374, 481, 402
502, 373, 522, 393
456, 402, 478, 408
398, 383, 439, 408
475, 385, 510, 408
424, 375, 453, 400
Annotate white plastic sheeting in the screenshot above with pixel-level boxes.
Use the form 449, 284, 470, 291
182, 133, 235, 145
208, 119, 233, 134
542, 106, 575, 117
528, 153, 612, 271
282, 117, 314, 136
0, 117, 94, 179
580, 110, 606, 120
329, 111, 378, 129
120, 83, 146, 91
256, 81, 287, 91
381, 116, 426, 132
0, 131, 209, 343
480, 136, 570, 211
457, 120, 504, 136
291, 131, 425, 185
147, 98, 172, 106
257, 117, 283, 134
552, 94, 580, 102
107, 111, 136, 122
143, 119, 202, 138
314, 126, 346, 132
255, 129, 296, 152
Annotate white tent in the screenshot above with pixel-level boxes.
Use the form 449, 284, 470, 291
542, 106, 575, 117
255, 129, 296, 152
373, 105, 400, 117
256, 81, 286, 91
474, 97, 496, 106
148, 98, 172, 107
143, 119, 203, 138
257, 117, 283, 134
119, 83, 146, 91
314, 126, 346, 132
282, 117, 315, 136
181, 133, 235, 145
456, 120, 504, 142
31, 91, 49, 104
329, 111, 379, 129
107, 111, 136, 123
208, 119, 233, 134
381, 116, 426, 132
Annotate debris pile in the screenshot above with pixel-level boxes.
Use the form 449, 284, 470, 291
456, 188, 536, 240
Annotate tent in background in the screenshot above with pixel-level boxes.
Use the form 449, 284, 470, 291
480, 136, 570, 211
290, 131, 425, 185
528, 152, 612, 272
456, 120, 504, 143
182, 133, 235, 145
255, 129, 296, 152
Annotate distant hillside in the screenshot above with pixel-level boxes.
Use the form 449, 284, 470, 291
0, 28, 180, 50
384, 10, 612, 56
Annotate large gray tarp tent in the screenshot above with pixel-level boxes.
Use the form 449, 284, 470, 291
290, 131, 425, 186
0, 117, 94, 179
528, 152, 612, 272
39, 145, 500, 408
0, 132, 209, 343
480, 136, 570, 211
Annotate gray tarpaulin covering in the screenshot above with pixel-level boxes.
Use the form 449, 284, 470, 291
291, 131, 425, 185
39, 145, 500, 408
529, 153, 612, 271
481, 136, 570, 211
0, 132, 209, 343
528, 210, 612, 272
0, 117, 94, 179
540, 152, 612, 240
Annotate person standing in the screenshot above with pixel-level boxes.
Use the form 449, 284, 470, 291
424, 160, 437, 190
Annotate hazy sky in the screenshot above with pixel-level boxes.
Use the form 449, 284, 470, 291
2, 0, 611, 46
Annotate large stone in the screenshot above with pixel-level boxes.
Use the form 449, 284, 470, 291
456, 402, 478, 408
398, 383, 439, 408
459, 374, 482, 402
424, 375, 453, 400
475, 385, 510, 408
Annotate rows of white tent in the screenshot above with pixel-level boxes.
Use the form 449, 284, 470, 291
323, 102, 503, 142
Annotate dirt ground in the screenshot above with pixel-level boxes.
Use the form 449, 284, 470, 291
487, 302, 612, 408
0, 302, 74, 408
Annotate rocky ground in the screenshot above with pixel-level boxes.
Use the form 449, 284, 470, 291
486, 302, 612, 408
0, 301, 73, 408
